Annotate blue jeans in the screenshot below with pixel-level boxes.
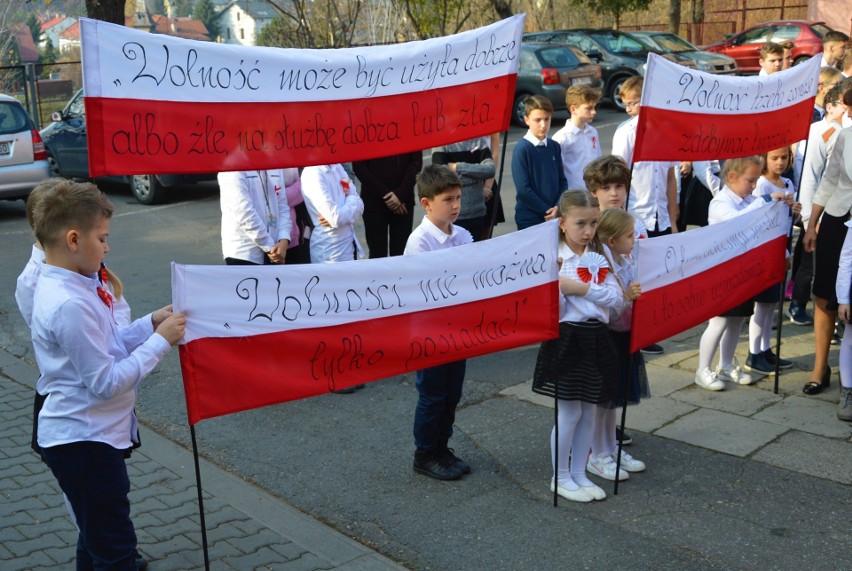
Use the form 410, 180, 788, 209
42, 442, 137, 571
413, 360, 466, 451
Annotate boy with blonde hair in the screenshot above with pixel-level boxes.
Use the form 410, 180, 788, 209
552, 85, 602, 189
30, 179, 185, 569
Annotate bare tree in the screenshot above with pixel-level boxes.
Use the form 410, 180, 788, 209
398, 0, 472, 40
263, 0, 363, 48
86, 0, 127, 25
489, 0, 514, 20
669, 0, 681, 34
361, 0, 406, 45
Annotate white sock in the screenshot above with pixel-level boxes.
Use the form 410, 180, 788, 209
590, 404, 615, 459
841, 325, 852, 389
551, 400, 582, 490
699, 317, 727, 371
749, 302, 774, 354
569, 402, 597, 487
718, 316, 746, 369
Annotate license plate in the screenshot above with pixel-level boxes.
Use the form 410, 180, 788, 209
572, 77, 593, 86
0, 142, 8, 155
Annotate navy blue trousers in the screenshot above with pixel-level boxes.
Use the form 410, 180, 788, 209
42, 442, 137, 570
413, 360, 466, 451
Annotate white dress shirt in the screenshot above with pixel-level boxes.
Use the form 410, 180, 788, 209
798, 118, 843, 224
708, 186, 772, 225
558, 242, 623, 323
301, 164, 365, 262
813, 128, 852, 218
32, 265, 171, 449
612, 116, 677, 231
404, 215, 473, 255
552, 120, 601, 189
753, 175, 793, 198
219, 170, 293, 264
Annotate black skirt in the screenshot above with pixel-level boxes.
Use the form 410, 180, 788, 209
609, 330, 650, 407
722, 299, 754, 317
532, 321, 619, 404
813, 212, 850, 308
754, 282, 783, 304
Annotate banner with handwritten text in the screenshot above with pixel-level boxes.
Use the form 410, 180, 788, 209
629, 201, 789, 352
80, 16, 524, 177
632, 53, 820, 162
172, 221, 558, 424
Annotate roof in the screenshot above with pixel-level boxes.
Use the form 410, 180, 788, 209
123, 15, 211, 42
13, 24, 39, 62
60, 21, 80, 40
226, 0, 278, 20
40, 15, 67, 33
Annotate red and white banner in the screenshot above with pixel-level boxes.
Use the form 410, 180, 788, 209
632, 53, 820, 162
629, 201, 790, 352
80, 16, 524, 177
172, 221, 558, 425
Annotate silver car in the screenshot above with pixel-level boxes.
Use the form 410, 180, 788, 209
630, 31, 739, 75
0, 94, 50, 200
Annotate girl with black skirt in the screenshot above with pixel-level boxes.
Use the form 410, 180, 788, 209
532, 190, 623, 503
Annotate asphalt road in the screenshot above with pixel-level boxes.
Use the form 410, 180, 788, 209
6, 106, 847, 570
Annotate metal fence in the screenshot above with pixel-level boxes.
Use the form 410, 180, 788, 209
0, 61, 82, 130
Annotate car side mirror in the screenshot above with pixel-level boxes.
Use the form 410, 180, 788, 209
51, 111, 63, 122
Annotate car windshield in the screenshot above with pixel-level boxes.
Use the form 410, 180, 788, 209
537, 47, 579, 68
589, 31, 645, 54
0, 101, 30, 135
650, 33, 694, 53
631, 34, 661, 51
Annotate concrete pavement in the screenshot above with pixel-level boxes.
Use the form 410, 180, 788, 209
2, 312, 850, 569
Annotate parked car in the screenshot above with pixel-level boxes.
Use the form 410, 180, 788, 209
630, 31, 739, 74
0, 94, 50, 201
703, 21, 832, 74
524, 29, 651, 111
40, 89, 217, 204
512, 42, 603, 126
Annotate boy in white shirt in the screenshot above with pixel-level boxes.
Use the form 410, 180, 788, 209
29, 179, 185, 569
611, 77, 678, 237
301, 163, 365, 263
757, 42, 783, 76
552, 85, 602, 190
405, 165, 474, 481
820, 30, 849, 70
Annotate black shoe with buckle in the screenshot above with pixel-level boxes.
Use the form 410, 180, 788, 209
413, 449, 462, 480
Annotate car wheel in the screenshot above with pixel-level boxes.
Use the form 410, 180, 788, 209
512, 93, 530, 127
609, 76, 633, 112
46, 152, 61, 177
130, 174, 167, 205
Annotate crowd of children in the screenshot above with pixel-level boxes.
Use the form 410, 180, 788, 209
13, 31, 852, 568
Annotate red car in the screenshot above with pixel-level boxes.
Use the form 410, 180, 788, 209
703, 21, 833, 74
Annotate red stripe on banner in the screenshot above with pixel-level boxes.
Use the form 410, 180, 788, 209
179, 282, 556, 425
632, 97, 814, 162
629, 235, 787, 352
85, 75, 516, 177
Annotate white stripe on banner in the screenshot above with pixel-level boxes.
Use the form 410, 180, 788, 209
81, 16, 524, 103
172, 219, 558, 344
640, 52, 820, 115
635, 200, 790, 291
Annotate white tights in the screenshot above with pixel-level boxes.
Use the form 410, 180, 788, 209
841, 322, 852, 389
591, 405, 617, 460
749, 302, 775, 354
698, 316, 746, 371
550, 400, 597, 490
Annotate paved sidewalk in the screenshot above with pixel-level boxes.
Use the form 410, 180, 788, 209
503, 321, 852, 486
0, 348, 405, 571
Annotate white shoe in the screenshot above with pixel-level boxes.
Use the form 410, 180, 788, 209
695, 367, 725, 391
586, 455, 629, 481
579, 483, 607, 501
716, 359, 756, 385
612, 450, 645, 473
550, 479, 593, 502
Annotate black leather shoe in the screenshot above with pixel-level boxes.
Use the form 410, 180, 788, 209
135, 554, 148, 570
439, 447, 471, 474
413, 450, 462, 480
332, 387, 357, 394
803, 367, 831, 395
